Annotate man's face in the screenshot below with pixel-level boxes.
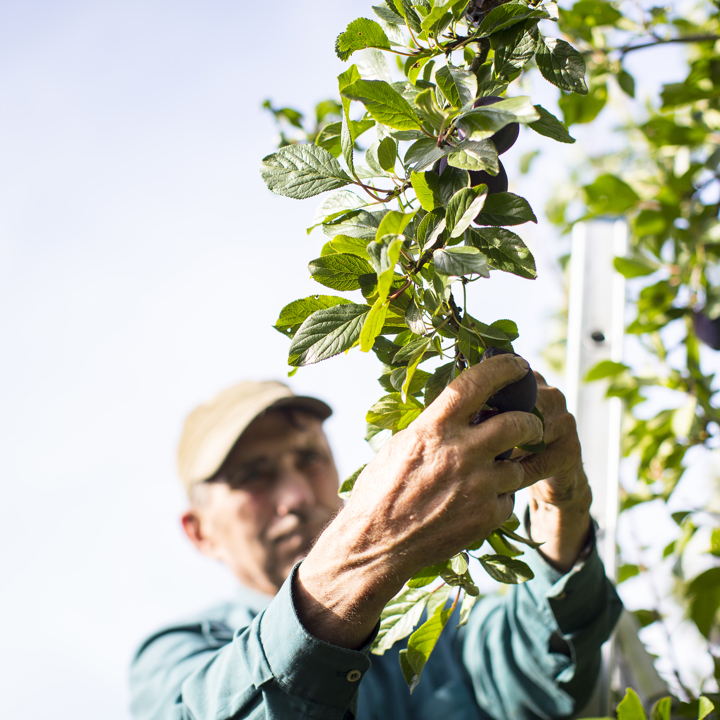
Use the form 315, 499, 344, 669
185, 410, 342, 595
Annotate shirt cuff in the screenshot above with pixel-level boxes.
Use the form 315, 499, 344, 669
257, 562, 374, 713
521, 516, 616, 636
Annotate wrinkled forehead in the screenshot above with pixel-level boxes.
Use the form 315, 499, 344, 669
221, 409, 330, 468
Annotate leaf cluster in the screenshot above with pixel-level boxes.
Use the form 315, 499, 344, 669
260, 0, 588, 689
546, 0, 720, 703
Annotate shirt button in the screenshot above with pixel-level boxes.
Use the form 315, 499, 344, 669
345, 669, 362, 682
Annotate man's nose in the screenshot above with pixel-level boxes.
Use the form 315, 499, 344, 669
274, 467, 315, 516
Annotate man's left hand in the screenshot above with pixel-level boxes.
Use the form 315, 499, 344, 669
518, 373, 593, 572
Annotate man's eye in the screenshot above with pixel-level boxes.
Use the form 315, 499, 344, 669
227, 470, 269, 489
299, 450, 322, 466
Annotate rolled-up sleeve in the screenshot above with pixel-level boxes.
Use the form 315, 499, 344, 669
460, 531, 622, 720
130, 564, 373, 720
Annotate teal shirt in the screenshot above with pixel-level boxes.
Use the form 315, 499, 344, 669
130, 540, 621, 720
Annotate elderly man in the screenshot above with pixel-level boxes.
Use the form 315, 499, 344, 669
130, 356, 622, 720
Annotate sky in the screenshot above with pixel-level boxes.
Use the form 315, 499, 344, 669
0, 1, 703, 716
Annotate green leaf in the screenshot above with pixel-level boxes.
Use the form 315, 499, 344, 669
393, 336, 432, 365
617, 688, 647, 720
324, 234, 371, 260
372, 586, 431, 655
416, 209, 447, 251
455, 96, 540, 141
479, 554, 534, 583
311, 189, 366, 227
457, 592, 478, 628
411, 170, 444, 212
491, 318, 518, 341
309, 254, 375, 291
559, 83, 607, 125
316, 121, 343, 157
400, 605, 453, 692
260, 144, 352, 199
435, 64, 478, 108
585, 360, 630, 381
447, 140, 499, 173
466, 227, 536, 279
487, 530, 522, 557
335, 18, 392, 61
372, 1, 406, 26
476, 2, 549, 36
375, 210, 413, 241
491, 19, 538, 78
343, 79, 423, 131
687, 568, 720, 637
408, 561, 449, 588
528, 105, 576, 143
617, 564, 640, 583
698, 697, 715, 720
425, 583, 451, 618
535, 36, 588, 95
434, 246, 489, 276
446, 186, 489, 238
650, 697, 671, 720
613, 256, 659, 278
405, 299, 426, 336
338, 464, 367, 499
450, 552, 469, 575
398, 338, 432, 400
414, 88, 446, 130
338, 65, 363, 175
274, 295, 352, 338
366, 392, 424, 431
420, 0, 466, 34
323, 208, 386, 239
404, 138, 450, 172
633, 209, 668, 238
617, 69, 635, 98
583, 174, 640, 215
378, 136, 398, 171
635, 609, 661, 628
360, 297, 390, 352
368, 235, 404, 301
474, 192, 537, 226
498, 524, 543, 549
288, 304, 369, 366
424, 361, 456, 406
393, 0, 423, 33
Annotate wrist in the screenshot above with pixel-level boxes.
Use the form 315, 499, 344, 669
294, 508, 406, 649
528, 480, 592, 573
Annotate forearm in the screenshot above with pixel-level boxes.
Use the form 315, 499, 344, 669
294, 505, 407, 649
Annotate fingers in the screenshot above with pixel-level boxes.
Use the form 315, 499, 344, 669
518, 411, 582, 493
470, 409, 543, 461
424, 354, 531, 424
534, 379, 570, 445
488, 460, 525, 497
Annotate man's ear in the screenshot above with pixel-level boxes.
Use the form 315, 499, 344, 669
181, 509, 218, 559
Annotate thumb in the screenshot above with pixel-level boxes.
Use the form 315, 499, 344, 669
423, 354, 531, 425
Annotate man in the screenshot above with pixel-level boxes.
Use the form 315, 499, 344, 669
131, 355, 622, 720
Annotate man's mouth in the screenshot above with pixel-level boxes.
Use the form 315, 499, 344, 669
268, 515, 306, 544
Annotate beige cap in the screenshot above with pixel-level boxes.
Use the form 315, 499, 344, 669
177, 380, 332, 494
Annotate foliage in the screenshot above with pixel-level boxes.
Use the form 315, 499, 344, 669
584, 687, 715, 720
546, 0, 720, 705
259, 0, 587, 688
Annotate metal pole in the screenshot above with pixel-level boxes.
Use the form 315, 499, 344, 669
566, 219, 627, 716
566, 219, 668, 715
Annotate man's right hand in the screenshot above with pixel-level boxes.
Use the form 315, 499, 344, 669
294, 353, 543, 649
